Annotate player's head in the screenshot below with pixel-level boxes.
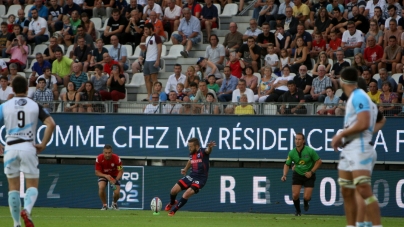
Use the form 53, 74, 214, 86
11, 76, 28, 95
188, 137, 200, 154
340, 67, 358, 93
295, 133, 305, 147
103, 144, 113, 160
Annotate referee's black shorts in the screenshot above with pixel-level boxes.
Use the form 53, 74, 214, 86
292, 171, 316, 187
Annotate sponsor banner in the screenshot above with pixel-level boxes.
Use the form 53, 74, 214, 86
1, 114, 402, 162
0, 164, 403, 216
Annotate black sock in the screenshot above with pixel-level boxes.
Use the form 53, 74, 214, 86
170, 194, 177, 205
304, 199, 310, 205
293, 199, 301, 213
172, 197, 188, 212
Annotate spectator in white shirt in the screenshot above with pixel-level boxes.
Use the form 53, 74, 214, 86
385, 5, 401, 30
341, 21, 363, 57
205, 34, 226, 70
243, 19, 262, 42
163, 0, 181, 37
28, 8, 50, 45
0, 76, 14, 101
165, 64, 187, 95
364, 0, 385, 19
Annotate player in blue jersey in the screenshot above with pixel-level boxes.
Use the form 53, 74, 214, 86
331, 67, 384, 227
1, 76, 56, 227
165, 137, 216, 216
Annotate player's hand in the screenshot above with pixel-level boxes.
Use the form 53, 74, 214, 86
109, 178, 116, 184
34, 144, 46, 154
181, 169, 186, 175
207, 141, 216, 148
304, 171, 312, 178
281, 175, 287, 181
331, 133, 343, 152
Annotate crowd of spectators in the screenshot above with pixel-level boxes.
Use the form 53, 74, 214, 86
0, 0, 403, 115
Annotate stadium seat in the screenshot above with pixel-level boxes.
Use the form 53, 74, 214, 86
126, 73, 145, 88
221, 4, 238, 16
0, 18, 2, 24
343, 58, 352, 65
99, 18, 109, 32
306, 30, 314, 34
253, 72, 261, 80
123, 73, 130, 84
161, 45, 184, 59
129, 45, 142, 60
24, 59, 36, 73
328, 59, 333, 66
17, 72, 27, 78
24, 5, 33, 17
58, 44, 65, 54
0, 6, 6, 18
263, 104, 277, 115
213, 4, 221, 15
161, 44, 167, 56
373, 73, 380, 81
28, 44, 48, 60
65, 45, 74, 57
335, 89, 343, 98
124, 44, 133, 56
2, 5, 22, 19
91, 18, 102, 31
271, 73, 278, 79
391, 73, 401, 84
316, 104, 325, 113
166, 31, 178, 45
104, 45, 112, 51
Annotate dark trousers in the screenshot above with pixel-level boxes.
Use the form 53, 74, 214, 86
265, 89, 286, 102
28, 35, 49, 45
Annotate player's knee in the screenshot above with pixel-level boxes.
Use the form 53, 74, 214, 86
190, 185, 199, 194
292, 193, 300, 200
364, 195, 378, 205
353, 176, 371, 186
338, 177, 355, 189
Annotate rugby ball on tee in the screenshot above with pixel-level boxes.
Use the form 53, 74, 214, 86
150, 197, 162, 213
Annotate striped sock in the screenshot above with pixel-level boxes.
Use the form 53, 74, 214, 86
8, 190, 21, 227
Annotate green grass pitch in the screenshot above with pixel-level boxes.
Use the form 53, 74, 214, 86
0, 207, 403, 227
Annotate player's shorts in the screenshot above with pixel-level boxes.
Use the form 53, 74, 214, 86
3, 142, 39, 178
177, 175, 207, 193
338, 140, 376, 172
292, 171, 316, 187
98, 176, 121, 186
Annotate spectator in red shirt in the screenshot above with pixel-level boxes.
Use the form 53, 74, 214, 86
95, 144, 123, 210
364, 35, 383, 75
183, 0, 202, 18
310, 32, 326, 58
102, 53, 119, 75
326, 31, 341, 60
226, 52, 245, 79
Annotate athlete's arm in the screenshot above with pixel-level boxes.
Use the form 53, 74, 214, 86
281, 164, 290, 181
205, 141, 216, 155
35, 116, 56, 153
181, 160, 191, 175
95, 169, 111, 179
339, 111, 370, 138
116, 165, 124, 181
310, 159, 322, 173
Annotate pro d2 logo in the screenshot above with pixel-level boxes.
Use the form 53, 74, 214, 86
116, 166, 144, 209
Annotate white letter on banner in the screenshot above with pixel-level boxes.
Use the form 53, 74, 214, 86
37, 125, 54, 146
95, 126, 105, 147
325, 129, 334, 151
145, 127, 154, 148
373, 179, 389, 207
219, 128, 230, 149
156, 127, 169, 148
233, 123, 242, 150
396, 180, 404, 208
256, 128, 260, 150
307, 129, 323, 150
197, 127, 212, 148
76, 126, 93, 147
113, 126, 127, 148
374, 130, 388, 152
177, 127, 195, 148
290, 129, 305, 150
396, 130, 404, 153
129, 126, 142, 148
263, 128, 276, 150
320, 177, 336, 206
56, 125, 73, 146
243, 128, 255, 150
220, 176, 236, 203
278, 128, 288, 151
253, 177, 267, 204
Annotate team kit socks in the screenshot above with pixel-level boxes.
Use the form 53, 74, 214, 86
8, 190, 21, 227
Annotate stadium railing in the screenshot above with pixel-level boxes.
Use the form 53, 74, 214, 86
35, 101, 404, 117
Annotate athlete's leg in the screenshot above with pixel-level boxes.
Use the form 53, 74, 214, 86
353, 170, 382, 226
170, 183, 182, 204
24, 178, 39, 214
98, 181, 107, 205
355, 190, 366, 227
339, 170, 357, 227
113, 185, 121, 203
7, 176, 21, 227
171, 187, 196, 213
303, 187, 313, 211
292, 185, 302, 214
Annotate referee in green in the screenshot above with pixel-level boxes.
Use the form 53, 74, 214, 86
281, 133, 322, 216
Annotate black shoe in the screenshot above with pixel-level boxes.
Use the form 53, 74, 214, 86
180, 51, 189, 58
304, 202, 309, 211
295, 212, 301, 216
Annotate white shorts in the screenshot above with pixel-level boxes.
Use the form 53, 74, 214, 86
338, 141, 377, 172
3, 142, 39, 178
